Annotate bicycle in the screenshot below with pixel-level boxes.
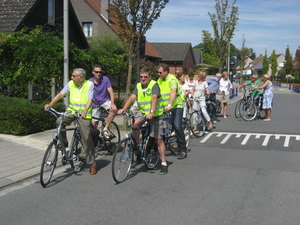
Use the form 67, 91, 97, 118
92, 106, 120, 154
189, 97, 211, 138
162, 111, 191, 155
40, 108, 86, 187
112, 112, 160, 183
235, 88, 248, 118
240, 90, 265, 121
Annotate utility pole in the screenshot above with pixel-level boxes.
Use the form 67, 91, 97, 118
63, 0, 69, 107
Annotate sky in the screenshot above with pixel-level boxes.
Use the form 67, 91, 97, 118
145, 0, 300, 58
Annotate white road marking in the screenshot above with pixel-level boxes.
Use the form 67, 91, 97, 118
199, 132, 300, 148
221, 133, 232, 144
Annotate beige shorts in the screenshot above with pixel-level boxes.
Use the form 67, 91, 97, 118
92, 100, 112, 122
218, 93, 229, 103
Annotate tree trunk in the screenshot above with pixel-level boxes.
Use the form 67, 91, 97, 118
126, 56, 133, 95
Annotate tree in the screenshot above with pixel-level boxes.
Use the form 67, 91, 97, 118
248, 48, 256, 60
108, 0, 169, 94
0, 26, 93, 99
237, 36, 250, 85
270, 49, 278, 78
201, 31, 219, 67
284, 46, 293, 75
262, 49, 269, 75
89, 34, 127, 94
202, 0, 239, 72
295, 48, 300, 70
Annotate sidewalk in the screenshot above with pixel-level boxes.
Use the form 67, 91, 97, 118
0, 115, 125, 189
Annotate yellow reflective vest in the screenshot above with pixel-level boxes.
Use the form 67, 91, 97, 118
137, 80, 164, 117
157, 73, 185, 108
68, 80, 93, 119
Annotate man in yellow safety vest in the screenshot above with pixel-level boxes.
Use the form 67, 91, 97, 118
44, 68, 97, 175
157, 63, 188, 160
118, 66, 168, 175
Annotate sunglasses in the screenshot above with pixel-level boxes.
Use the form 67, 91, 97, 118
94, 71, 102, 74
71, 75, 80, 78
140, 76, 148, 78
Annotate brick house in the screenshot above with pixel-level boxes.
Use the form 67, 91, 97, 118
0, 0, 88, 49
70, 0, 162, 63
149, 42, 196, 74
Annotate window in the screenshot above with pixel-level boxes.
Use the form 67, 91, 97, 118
83, 22, 93, 37
279, 62, 284, 67
48, 0, 55, 25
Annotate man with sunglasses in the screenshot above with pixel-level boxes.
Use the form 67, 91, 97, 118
157, 63, 188, 160
118, 66, 168, 175
89, 65, 117, 139
44, 68, 97, 175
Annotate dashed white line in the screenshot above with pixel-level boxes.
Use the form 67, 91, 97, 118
221, 133, 232, 144
199, 132, 300, 148
262, 134, 271, 146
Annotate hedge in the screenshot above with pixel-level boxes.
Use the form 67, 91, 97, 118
0, 95, 65, 135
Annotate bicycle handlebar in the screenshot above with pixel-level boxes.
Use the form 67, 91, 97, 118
45, 107, 80, 119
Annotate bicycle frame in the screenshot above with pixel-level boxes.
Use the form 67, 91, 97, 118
49, 108, 81, 163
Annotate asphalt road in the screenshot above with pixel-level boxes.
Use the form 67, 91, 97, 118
0, 87, 300, 225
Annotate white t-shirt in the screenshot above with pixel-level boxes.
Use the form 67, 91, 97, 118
219, 78, 232, 95
194, 81, 208, 100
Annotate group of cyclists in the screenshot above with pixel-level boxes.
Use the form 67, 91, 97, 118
44, 62, 271, 177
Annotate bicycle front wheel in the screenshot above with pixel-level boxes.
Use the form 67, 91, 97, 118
182, 118, 191, 147
112, 139, 133, 183
190, 111, 205, 138
235, 100, 243, 118
240, 101, 258, 121
104, 121, 120, 154
70, 138, 86, 172
40, 141, 58, 187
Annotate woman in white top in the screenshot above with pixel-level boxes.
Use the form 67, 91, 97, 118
187, 73, 196, 111
192, 71, 213, 131
176, 71, 190, 118
218, 71, 233, 118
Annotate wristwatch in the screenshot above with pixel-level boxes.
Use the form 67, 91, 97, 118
150, 110, 154, 113
83, 111, 87, 113
167, 104, 171, 107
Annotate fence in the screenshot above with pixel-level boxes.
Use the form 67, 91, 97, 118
272, 81, 281, 87
229, 87, 238, 99
289, 84, 300, 93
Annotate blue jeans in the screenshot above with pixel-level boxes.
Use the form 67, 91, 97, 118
209, 93, 217, 121
171, 108, 187, 153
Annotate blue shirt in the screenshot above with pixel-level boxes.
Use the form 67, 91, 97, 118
206, 77, 219, 93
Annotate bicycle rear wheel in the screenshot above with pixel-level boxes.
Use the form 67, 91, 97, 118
40, 141, 58, 187
235, 100, 243, 118
103, 121, 120, 154
144, 137, 160, 170
190, 111, 205, 138
70, 138, 86, 172
112, 139, 133, 183
240, 101, 257, 121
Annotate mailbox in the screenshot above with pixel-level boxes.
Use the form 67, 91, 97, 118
28, 85, 39, 101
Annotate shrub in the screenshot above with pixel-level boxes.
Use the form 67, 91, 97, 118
0, 96, 65, 135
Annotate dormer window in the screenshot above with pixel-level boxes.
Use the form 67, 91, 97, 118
48, 0, 55, 25
83, 22, 93, 37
